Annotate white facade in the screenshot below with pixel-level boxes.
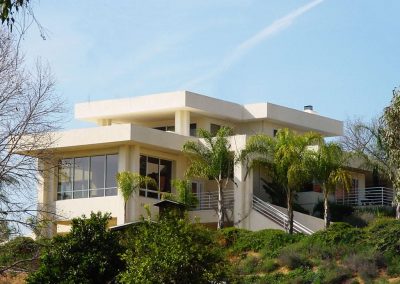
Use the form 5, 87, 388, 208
35, 90, 350, 236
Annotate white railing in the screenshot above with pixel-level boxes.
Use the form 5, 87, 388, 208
335, 187, 394, 207
191, 189, 234, 211
252, 195, 314, 235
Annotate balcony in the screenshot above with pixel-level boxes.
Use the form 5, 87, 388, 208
191, 189, 234, 211
335, 187, 394, 207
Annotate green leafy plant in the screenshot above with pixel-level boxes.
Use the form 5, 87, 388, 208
162, 179, 198, 209
26, 212, 123, 284
118, 215, 230, 283
116, 171, 157, 222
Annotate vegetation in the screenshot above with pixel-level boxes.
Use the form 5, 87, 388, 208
119, 212, 229, 284
183, 126, 235, 229
380, 88, 400, 219
116, 172, 157, 222
306, 141, 352, 228
26, 212, 123, 284
162, 179, 198, 209
240, 128, 319, 233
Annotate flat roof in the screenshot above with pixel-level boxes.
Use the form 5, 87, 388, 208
74, 90, 343, 136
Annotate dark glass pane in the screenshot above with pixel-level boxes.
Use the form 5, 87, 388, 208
90, 188, 104, 198
105, 187, 117, 196
147, 157, 159, 191
159, 159, 172, 192
74, 157, 89, 191
90, 156, 105, 190
58, 191, 72, 200
139, 189, 146, 197
105, 154, 118, 188
166, 125, 175, 131
190, 123, 197, 137
210, 124, 221, 136
140, 155, 146, 176
58, 159, 73, 199
74, 190, 88, 199
154, 126, 166, 131
147, 191, 158, 199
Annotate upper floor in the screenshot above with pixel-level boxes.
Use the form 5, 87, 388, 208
75, 90, 343, 138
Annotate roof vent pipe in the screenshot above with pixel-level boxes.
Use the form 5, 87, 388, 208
303, 105, 317, 114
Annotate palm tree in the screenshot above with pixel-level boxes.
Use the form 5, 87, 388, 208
183, 127, 234, 229
306, 141, 352, 228
240, 129, 318, 234
116, 172, 157, 223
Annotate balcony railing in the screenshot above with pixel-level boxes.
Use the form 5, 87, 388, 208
191, 189, 234, 211
335, 187, 394, 207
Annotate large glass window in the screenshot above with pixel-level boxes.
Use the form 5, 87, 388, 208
139, 155, 172, 199
57, 154, 118, 200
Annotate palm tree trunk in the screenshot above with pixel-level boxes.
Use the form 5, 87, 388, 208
323, 185, 330, 229
396, 202, 400, 220
217, 181, 224, 229
124, 201, 127, 223
287, 190, 294, 234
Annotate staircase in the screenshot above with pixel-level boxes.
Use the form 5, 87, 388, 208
252, 195, 315, 235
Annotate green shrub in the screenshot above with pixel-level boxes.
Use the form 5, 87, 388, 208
239, 255, 260, 274
218, 227, 251, 248
118, 215, 230, 284
259, 258, 279, 273
0, 236, 40, 272
278, 250, 311, 270
366, 218, 400, 254
27, 212, 124, 284
232, 229, 305, 256
385, 253, 400, 277
344, 250, 383, 281
313, 201, 354, 221
320, 263, 351, 284
307, 222, 365, 247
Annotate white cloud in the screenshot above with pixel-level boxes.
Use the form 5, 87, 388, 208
181, 0, 324, 89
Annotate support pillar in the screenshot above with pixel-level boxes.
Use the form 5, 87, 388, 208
175, 110, 190, 136
117, 145, 131, 224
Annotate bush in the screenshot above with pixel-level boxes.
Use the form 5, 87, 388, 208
313, 201, 354, 221
385, 253, 400, 277
217, 227, 251, 248
0, 237, 40, 272
232, 229, 305, 256
118, 214, 229, 284
319, 263, 351, 284
366, 218, 400, 254
26, 212, 123, 284
278, 250, 311, 270
307, 222, 365, 247
344, 250, 384, 281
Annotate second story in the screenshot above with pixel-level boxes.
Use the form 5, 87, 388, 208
74, 90, 343, 139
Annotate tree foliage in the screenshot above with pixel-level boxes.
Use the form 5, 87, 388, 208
26, 212, 124, 284
183, 126, 235, 229
118, 214, 229, 284
163, 179, 198, 209
240, 129, 319, 233
380, 88, 400, 219
306, 141, 352, 228
116, 171, 157, 222
0, 31, 64, 236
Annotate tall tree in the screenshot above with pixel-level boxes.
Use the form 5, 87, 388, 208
380, 88, 400, 219
183, 127, 234, 229
116, 172, 156, 223
306, 141, 352, 228
0, 31, 64, 236
240, 129, 318, 234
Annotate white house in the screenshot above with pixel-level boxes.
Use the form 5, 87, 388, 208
34, 90, 378, 236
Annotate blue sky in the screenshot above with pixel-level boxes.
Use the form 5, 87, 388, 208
22, 0, 400, 129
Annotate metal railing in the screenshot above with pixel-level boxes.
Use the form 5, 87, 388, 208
252, 195, 314, 235
335, 187, 394, 207
191, 189, 234, 210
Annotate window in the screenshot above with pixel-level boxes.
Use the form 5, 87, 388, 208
190, 123, 197, 137
210, 124, 221, 136
57, 154, 118, 200
153, 125, 175, 132
273, 129, 279, 137
139, 155, 172, 199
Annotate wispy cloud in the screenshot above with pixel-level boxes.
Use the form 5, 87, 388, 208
181, 0, 324, 89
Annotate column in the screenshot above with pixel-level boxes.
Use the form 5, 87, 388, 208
117, 145, 131, 224
129, 145, 141, 221
175, 110, 190, 136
